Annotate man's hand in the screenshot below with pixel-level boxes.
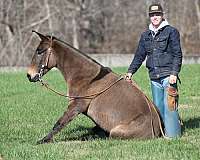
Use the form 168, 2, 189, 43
169, 75, 177, 84
124, 73, 132, 81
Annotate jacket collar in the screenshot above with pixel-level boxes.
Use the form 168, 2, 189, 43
148, 20, 169, 36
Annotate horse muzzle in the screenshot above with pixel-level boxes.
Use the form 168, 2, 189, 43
27, 73, 41, 82
27, 65, 45, 82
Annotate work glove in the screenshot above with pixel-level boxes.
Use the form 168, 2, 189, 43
124, 73, 132, 82
169, 75, 177, 84
167, 85, 178, 111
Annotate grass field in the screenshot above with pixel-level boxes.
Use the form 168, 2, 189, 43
0, 64, 200, 160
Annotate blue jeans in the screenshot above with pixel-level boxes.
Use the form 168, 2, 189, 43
151, 76, 181, 138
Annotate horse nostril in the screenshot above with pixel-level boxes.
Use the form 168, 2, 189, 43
27, 73, 40, 82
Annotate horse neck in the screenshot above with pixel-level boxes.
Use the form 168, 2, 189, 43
54, 42, 101, 85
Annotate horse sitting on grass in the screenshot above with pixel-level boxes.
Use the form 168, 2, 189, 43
27, 31, 164, 144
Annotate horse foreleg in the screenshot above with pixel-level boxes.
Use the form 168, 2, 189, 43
37, 102, 80, 144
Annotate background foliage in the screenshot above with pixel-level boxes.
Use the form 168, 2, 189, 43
0, 0, 200, 66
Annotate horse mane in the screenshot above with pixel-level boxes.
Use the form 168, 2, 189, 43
46, 35, 112, 81
46, 35, 104, 67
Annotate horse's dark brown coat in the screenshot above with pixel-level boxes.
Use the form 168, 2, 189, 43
27, 32, 163, 143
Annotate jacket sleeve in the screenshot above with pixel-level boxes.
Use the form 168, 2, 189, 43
170, 28, 183, 76
128, 34, 147, 74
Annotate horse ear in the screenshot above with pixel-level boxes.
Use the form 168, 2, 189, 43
32, 30, 49, 41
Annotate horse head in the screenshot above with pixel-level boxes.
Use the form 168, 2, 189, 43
27, 31, 57, 82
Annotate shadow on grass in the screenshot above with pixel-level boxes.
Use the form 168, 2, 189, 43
61, 117, 200, 142
60, 125, 109, 142
182, 117, 200, 132
38, 118, 200, 144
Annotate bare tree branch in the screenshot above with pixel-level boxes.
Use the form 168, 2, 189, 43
21, 11, 57, 32
0, 0, 199, 66
44, 0, 53, 32
195, 0, 200, 38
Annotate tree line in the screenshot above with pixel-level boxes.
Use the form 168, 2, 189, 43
0, 0, 200, 66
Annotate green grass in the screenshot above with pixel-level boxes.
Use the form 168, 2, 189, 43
0, 64, 200, 160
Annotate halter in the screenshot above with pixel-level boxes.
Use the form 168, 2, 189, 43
38, 35, 53, 81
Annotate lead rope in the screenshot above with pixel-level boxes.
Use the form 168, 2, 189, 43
39, 76, 123, 101
128, 80, 165, 138
144, 93, 165, 138
39, 75, 164, 137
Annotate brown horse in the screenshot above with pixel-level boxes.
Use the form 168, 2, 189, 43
27, 31, 164, 144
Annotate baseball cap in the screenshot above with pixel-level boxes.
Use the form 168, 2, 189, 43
149, 3, 163, 16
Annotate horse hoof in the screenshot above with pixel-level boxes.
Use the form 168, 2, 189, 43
53, 121, 61, 130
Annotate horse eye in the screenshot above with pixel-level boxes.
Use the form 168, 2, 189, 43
36, 49, 42, 55
36, 48, 47, 55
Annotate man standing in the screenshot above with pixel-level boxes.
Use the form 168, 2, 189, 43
126, 3, 182, 138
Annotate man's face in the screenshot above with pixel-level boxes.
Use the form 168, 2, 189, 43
149, 13, 163, 28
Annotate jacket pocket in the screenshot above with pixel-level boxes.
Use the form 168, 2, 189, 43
157, 36, 168, 51
158, 52, 173, 67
